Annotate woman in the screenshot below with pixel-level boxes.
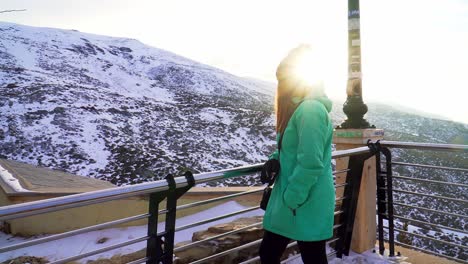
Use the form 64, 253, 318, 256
259, 45, 334, 264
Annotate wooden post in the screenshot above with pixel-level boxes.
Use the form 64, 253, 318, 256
333, 128, 384, 253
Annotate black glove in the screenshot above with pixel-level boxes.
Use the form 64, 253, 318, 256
260, 159, 280, 184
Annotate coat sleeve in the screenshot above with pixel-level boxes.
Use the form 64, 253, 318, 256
283, 101, 327, 210
269, 149, 279, 160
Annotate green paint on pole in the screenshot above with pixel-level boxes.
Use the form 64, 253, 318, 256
335, 131, 363, 138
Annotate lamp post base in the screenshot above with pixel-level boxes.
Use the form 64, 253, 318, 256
337, 96, 374, 129
338, 119, 374, 129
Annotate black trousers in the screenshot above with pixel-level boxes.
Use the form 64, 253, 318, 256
259, 230, 328, 264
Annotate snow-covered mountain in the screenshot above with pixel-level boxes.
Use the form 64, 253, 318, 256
0, 22, 276, 186
1, 22, 467, 259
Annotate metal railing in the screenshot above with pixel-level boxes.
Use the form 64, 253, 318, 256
376, 140, 467, 264
0, 146, 375, 264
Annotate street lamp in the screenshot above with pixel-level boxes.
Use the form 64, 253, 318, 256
338, 0, 374, 129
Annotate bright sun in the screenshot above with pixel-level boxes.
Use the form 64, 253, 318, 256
292, 49, 327, 87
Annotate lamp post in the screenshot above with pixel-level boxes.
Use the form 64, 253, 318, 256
333, 1, 383, 254
338, 0, 374, 129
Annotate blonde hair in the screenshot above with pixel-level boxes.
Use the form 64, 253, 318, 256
275, 45, 320, 133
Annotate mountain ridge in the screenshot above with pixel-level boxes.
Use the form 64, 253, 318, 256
0, 21, 276, 186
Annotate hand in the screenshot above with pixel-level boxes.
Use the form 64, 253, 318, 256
261, 159, 280, 184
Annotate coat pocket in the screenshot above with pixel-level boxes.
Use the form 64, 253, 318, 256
281, 188, 298, 225
282, 184, 310, 211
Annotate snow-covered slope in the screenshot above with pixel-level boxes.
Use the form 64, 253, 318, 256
0, 22, 276, 185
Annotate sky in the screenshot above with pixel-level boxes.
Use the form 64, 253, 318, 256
1, 0, 467, 123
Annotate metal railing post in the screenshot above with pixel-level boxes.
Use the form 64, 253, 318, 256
158, 172, 195, 264
375, 148, 386, 255
146, 192, 167, 264
380, 147, 395, 257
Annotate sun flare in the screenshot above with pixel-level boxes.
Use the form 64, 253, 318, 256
292, 49, 326, 87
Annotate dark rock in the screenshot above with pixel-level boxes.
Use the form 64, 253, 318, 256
2, 256, 48, 264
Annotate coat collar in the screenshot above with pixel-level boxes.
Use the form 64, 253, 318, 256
291, 95, 332, 113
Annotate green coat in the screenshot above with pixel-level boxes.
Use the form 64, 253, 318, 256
263, 96, 334, 241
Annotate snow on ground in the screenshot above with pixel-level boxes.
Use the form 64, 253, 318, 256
0, 165, 31, 192
0, 201, 408, 263
287, 249, 409, 264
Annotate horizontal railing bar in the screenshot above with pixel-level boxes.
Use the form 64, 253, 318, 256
393, 214, 467, 235
390, 175, 468, 188
390, 161, 468, 173
327, 250, 337, 257
239, 241, 301, 264
332, 146, 371, 158
391, 201, 468, 219
0, 213, 149, 253
241, 240, 301, 264
380, 188, 467, 203
0, 146, 370, 221
333, 224, 343, 230
161, 188, 264, 214
0, 179, 175, 221
333, 169, 350, 175
335, 183, 348, 188
380, 140, 468, 152
336, 196, 347, 202
383, 226, 467, 250
193, 164, 262, 185
126, 257, 149, 264
239, 255, 260, 264
393, 240, 468, 264
166, 189, 347, 217
174, 206, 260, 233
50, 236, 149, 264
175, 207, 342, 237
174, 222, 262, 253
189, 238, 262, 264
158, 230, 168, 238
193, 147, 371, 185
